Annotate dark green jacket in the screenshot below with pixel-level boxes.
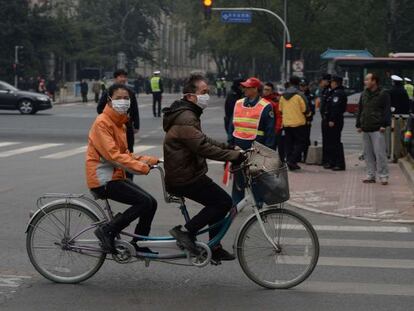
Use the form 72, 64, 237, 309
356, 88, 391, 132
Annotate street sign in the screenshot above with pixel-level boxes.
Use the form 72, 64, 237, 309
221, 11, 252, 24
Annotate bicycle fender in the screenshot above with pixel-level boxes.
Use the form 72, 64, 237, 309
25, 199, 101, 233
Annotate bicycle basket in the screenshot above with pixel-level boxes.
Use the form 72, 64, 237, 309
251, 165, 290, 205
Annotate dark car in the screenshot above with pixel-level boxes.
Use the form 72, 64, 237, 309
0, 81, 52, 114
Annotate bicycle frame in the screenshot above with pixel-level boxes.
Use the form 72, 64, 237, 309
28, 163, 279, 262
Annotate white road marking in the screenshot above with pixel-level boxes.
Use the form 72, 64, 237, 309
41, 146, 87, 159
134, 145, 156, 153
0, 142, 20, 148
313, 225, 411, 233
284, 238, 414, 249
0, 275, 31, 288
0, 143, 63, 158
299, 281, 414, 296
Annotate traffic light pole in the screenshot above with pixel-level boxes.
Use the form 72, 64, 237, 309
14, 45, 19, 88
211, 7, 292, 81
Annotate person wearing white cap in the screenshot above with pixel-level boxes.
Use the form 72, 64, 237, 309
404, 77, 414, 101
390, 75, 410, 114
150, 70, 163, 117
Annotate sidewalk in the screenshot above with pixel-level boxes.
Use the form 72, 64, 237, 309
288, 153, 414, 223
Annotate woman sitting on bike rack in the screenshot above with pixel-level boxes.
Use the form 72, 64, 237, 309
163, 74, 247, 261
86, 83, 159, 254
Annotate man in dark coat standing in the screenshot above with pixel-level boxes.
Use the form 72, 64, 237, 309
389, 75, 410, 114
97, 69, 140, 180
224, 78, 244, 134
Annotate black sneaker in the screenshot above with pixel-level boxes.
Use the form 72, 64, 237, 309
287, 163, 301, 171
94, 225, 116, 254
169, 225, 200, 255
331, 166, 345, 171
130, 242, 158, 255
212, 247, 235, 262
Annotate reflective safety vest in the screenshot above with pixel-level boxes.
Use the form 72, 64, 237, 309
405, 84, 414, 100
150, 77, 161, 92
232, 98, 270, 140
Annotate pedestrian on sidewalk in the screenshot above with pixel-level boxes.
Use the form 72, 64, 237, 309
150, 70, 163, 117
389, 75, 410, 114
92, 79, 101, 104
224, 78, 244, 134
319, 74, 332, 166
80, 79, 88, 103
262, 82, 284, 161
356, 73, 392, 185
97, 69, 140, 181
299, 79, 315, 162
279, 76, 310, 171
322, 76, 347, 171
228, 77, 275, 204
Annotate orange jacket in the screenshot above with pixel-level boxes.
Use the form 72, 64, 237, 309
85, 105, 158, 189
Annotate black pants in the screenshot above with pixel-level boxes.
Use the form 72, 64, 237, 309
323, 119, 346, 169
169, 175, 233, 240
81, 92, 88, 103
273, 132, 286, 162
321, 120, 328, 165
152, 92, 162, 117
303, 124, 312, 162
126, 124, 135, 181
92, 179, 157, 238
285, 126, 307, 165
94, 92, 99, 103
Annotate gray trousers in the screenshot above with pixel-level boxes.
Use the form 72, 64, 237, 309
362, 131, 389, 179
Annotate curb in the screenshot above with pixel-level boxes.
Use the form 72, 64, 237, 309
399, 156, 414, 195
287, 200, 414, 224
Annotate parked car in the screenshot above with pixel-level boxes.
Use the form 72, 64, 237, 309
0, 81, 52, 114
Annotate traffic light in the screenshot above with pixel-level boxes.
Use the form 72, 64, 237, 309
202, 0, 213, 20
17, 47, 25, 64
285, 42, 293, 49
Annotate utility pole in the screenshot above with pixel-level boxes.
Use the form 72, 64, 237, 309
283, 0, 291, 81
14, 46, 19, 88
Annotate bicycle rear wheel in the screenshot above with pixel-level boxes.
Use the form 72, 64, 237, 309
26, 203, 106, 283
237, 208, 319, 289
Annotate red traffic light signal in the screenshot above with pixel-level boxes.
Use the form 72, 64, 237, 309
203, 0, 213, 7
202, 0, 213, 20
285, 42, 293, 49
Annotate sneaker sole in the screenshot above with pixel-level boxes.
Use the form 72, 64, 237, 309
169, 230, 200, 255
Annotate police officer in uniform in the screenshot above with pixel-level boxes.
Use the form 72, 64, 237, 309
319, 74, 332, 166
150, 70, 163, 117
323, 75, 347, 170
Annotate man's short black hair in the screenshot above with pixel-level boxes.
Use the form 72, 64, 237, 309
183, 74, 207, 94
289, 76, 301, 87
108, 83, 129, 98
113, 69, 128, 78
264, 82, 274, 90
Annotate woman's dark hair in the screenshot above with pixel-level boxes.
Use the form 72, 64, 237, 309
108, 83, 129, 97
183, 74, 207, 94
264, 82, 274, 90
369, 73, 380, 85
113, 69, 128, 78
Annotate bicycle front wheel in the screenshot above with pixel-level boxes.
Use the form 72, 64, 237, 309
26, 203, 106, 284
237, 208, 319, 289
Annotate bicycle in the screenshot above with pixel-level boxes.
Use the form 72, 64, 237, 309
25, 152, 319, 289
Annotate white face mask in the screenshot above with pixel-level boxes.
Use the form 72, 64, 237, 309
110, 97, 130, 114
196, 94, 210, 110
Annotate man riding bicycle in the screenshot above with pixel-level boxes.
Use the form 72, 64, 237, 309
163, 74, 246, 261
86, 83, 159, 254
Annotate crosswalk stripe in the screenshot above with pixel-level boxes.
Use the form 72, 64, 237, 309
41, 146, 87, 159
0, 142, 20, 148
284, 238, 414, 249
0, 143, 63, 158
299, 281, 414, 296
134, 145, 156, 153
312, 225, 411, 233
318, 256, 414, 269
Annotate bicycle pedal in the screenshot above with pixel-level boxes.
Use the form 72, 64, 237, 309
210, 259, 222, 266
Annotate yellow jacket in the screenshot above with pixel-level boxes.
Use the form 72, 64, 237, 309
279, 89, 307, 128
